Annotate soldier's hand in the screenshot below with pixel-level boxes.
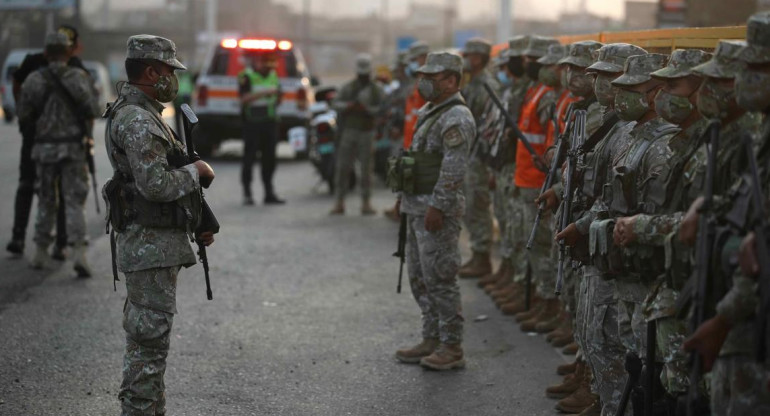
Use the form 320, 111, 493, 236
425, 206, 444, 232
680, 196, 704, 246
739, 232, 760, 278
196, 231, 215, 247
535, 188, 559, 211
194, 160, 215, 189
613, 215, 638, 247
488, 174, 496, 190
534, 155, 548, 173
555, 223, 580, 247
544, 147, 556, 166
682, 315, 731, 372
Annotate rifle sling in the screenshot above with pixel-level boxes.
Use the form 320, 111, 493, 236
579, 111, 619, 154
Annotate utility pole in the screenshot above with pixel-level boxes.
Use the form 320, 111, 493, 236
206, 0, 217, 51
497, 0, 511, 42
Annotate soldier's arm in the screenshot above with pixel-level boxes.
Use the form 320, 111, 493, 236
17, 74, 43, 125
716, 271, 758, 326
69, 71, 100, 119
331, 83, 354, 113
430, 112, 473, 213
362, 84, 385, 116
121, 117, 200, 202
632, 212, 684, 246
536, 90, 557, 128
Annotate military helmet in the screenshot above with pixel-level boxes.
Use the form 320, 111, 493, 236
558, 40, 604, 68
506, 35, 532, 58
651, 49, 712, 79
612, 53, 669, 86
522, 35, 559, 58
493, 49, 510, 67
537, 44, 567, 65
417, 52, 463, 75
126, 34, 186, 70
737, 11, 770, 64
587, 43, 648, 74
463, 37, 492, 56
408, 40, 430, 60
692, 40, 746, 79
356, 53, 373, 75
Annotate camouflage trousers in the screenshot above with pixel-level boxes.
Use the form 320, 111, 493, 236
616, 280, 652, 356
507, 185, 527, 282
711, 354, 770, 416
335, 127, 374, 201
515, 187, 555, 299
578, 269, 628, 416
120, 266, 179, 416
34, 159, 89, 246
406, 214, 464, 345
463, 157, 492, 254
492, 164, 516, 260
652, 316, 689, 395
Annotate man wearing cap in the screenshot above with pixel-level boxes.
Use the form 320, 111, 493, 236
483, 35, 534, 306
17, 32, 99, 275
457, 37, 500, 279
7, 24, 89, 258
682, 13, 770, 414
238, 52, 284, 206
394, 52, 475, 371
403, 41, 430, 150
103, 34, 216, 414
330, 54, 385, 215
551, 43, 647, 416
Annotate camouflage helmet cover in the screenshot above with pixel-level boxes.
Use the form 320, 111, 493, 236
126, 34, 186, 70
558, 40, 604, 68
586, 43, 648, 74
692, 40, 746, 79
651, 49, 712, 79
612, 53, 669, 86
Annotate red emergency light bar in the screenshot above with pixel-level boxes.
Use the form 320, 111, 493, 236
220, 38, 293, 51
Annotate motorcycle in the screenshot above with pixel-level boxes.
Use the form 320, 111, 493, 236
308, 87, 355, 195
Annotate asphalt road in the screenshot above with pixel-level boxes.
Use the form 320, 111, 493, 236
0, 118, 568, 416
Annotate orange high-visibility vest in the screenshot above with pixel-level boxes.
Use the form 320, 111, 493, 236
514, 83, 554, 189
545, 90, 582, 147
403, 84, 426, 149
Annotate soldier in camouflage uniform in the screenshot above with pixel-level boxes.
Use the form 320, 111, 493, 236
330, 54, 386, 216
104, 35, 216, 415
682, 13, 770, 415
394, 52, 475, 371
457, 37, 500, 279
18, 33, 99, 276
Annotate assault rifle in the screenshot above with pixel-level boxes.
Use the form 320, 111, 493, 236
527, 104, 573, 250
554, 110, 586, 295
481, 83, 547, 173
86, 136, 100, 214
742, 134, 770, 362
394, 213, 407, 294
180, 104, 220, 301
686, 120, 721, 416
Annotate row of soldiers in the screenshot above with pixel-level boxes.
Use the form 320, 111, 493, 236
384, 11, 770, 416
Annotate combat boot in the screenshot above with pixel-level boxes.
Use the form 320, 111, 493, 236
383, 205, 400, 222
361, 199, 376, 216
577, 399, 602, 416
477, 260, 506, 288
546, 361, 585, 399
494, 288, 521, 308
562, 341, 579, 355
536, 310, 568, 334
329, 200, 345, 215
489, 278, 518, 297
395, 338, 439, 364
515, 299, 545, 322
551, 329, 575, 348
419, 343, 465, 371
501, 293, 538, 315
556, 360, 578, 376
555, 368, 598, 414
72, 242, 92, 278
51, 244, 68, 261
30, 243, 51, 269
457, 251, 491, 278
520, 298, 561, 332
6, 239, 24, 255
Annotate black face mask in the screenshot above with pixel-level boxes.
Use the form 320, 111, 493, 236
525, 61, 542, 81
507, 57, 525, 78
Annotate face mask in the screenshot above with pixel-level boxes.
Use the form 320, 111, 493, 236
735, 68, 770, 112
615, 87, 653, 121
497, 70, 512, 87
418, 77, 443, 101
538, 66, 560, 88
594, 74, 617, 107
526, 61, 542, 81
567, 69, 594, 97
406, 61, 419, 78
697, 78, 735, 120
654, 89, 695, 125
508, 57, 525, 78
154, 72, 179, 103
463, 58, 472, 71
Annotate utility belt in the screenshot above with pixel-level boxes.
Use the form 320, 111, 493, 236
589, 216, 666, 279
387, 150, 443, 195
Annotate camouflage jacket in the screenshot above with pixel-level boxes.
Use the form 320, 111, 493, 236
105, 83, 200, 273
461, 69, 502, 123
400, 92, 475, 219
332, 77, 385, 131
18, 61, 99, 164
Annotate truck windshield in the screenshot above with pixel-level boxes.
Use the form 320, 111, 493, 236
207, 47, 303, 78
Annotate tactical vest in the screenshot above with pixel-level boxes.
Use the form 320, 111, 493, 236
102, 92, 202, 234
515, 83, 554, 188
239, 68, 279, 122
387, 98, 464, 195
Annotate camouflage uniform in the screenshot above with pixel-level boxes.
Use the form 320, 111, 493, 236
460, 38, 500, 258
332, 55, 385, 203
105, 36, 199, 416
401, 53, 475, 345
17, 34, 99, 251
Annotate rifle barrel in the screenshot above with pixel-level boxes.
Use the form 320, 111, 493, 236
481, 82, 539, 159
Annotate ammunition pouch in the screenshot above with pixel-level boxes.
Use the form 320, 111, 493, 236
387, 151, 443, 195
609, 166, 637, 216
590, 218, 624, 276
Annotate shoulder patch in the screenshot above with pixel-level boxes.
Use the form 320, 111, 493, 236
444, 127, 465, 148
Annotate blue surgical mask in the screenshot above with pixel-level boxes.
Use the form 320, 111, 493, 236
497, 70, 512, 87
406, 61, 419, 78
